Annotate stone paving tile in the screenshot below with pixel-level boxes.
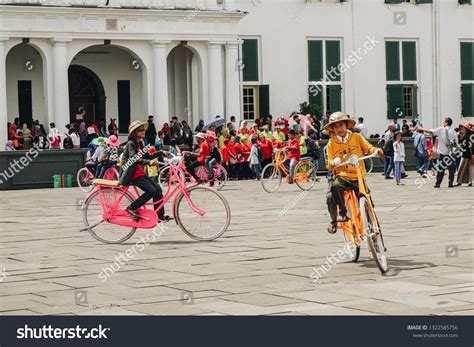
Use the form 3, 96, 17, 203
0, 175, 472, 315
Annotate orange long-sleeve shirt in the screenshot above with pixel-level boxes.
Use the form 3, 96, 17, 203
326, 131, 376, 181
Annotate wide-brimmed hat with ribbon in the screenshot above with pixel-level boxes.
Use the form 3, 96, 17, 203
106, 135, 121, 147
323, 112, 356, 132
91, 137, 106, 146
128, 120, 148, 135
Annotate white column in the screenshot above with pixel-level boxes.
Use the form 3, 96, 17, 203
208, 41, 225, 118
52, 38, 71, 130
0, 38, 8, 147
152, 40, 170, 127
225, 40, 242, 125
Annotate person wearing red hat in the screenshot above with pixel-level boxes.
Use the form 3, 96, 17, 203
184, 132, 210, 181
96, 135, 120, 179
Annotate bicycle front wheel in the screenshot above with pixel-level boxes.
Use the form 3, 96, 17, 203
364, 157, 374, 174
174, 186, 231, 241
104, 167, 119, 181
295, 160, 318, 191
83, 188, 137, 244
360, 197, 388, 273
261, 164, 282, 193
77, 168, 94, 192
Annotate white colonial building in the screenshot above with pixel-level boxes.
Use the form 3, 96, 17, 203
0, 0, 473, 145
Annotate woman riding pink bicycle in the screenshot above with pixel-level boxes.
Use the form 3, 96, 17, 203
119, 120, 171, 222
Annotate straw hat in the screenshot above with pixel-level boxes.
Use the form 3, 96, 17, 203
128, 120, 148, 135
323, 112, 356, 132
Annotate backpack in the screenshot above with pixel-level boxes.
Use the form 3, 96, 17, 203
63, 136, 73, 149
383, 139, 394, 156
305, 138, 320, 159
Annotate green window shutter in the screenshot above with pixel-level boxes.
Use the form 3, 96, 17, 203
242, 39, 259, 82
461, 84, 474, 117
386, 41, 400, 81
259, 85, 270, 117
385, 0, 403, 3
308, 84, 323, 108
416, 0, 432, 4
402, 41, 417, 81
327, 85, 342, 113
460, 42, 474, 81
308, 40, 323, 82
459, 0, 472, 5
387, 85, 404, 119
325, 41, 341, 82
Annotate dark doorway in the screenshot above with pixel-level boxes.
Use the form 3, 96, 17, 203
18, 80, 32, 125
68, 65, 106, 125
117, 80, 130, 134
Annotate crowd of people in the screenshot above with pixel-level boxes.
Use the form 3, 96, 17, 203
4, 111, 473, 188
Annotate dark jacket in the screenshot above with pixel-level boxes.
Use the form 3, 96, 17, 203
119, 137, 162, 186
145, 121, 157, 144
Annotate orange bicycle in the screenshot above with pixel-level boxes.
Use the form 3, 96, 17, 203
261, 149, 318, 193
333, 153, 388, 274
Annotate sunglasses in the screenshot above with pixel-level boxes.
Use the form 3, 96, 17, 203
136, 128, 145, 132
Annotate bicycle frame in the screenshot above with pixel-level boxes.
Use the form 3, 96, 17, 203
88, 157, 206, 224
335, 154, 380, 244
273, 150, 313, 181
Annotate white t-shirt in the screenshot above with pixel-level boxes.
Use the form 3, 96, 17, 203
70, 133, 80, 147
87, 126, 96, 135
432, 126, 458, 156
393, 141, 405, 162
356, 124, 368, 138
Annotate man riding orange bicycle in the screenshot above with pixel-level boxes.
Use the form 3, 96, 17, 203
325, 112, 384, 234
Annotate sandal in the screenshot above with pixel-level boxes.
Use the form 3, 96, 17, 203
327, 223, 338, 234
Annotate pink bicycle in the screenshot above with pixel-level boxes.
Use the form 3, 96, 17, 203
81, 155, 231, 244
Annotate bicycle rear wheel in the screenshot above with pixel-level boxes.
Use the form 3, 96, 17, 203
261, 164, 282, 193
295, 160, 317, 191
174, 186, 231, 241
360, 197, 388, 273
213, 165, 228, 191
82, 188, 137, 244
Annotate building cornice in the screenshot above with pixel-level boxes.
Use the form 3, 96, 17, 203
0, 5, 247, 21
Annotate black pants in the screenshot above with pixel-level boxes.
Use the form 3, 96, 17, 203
186, 160, 203, 180
128, 175, 164, 220
435, 154, 457, 186
326, 176, 359, 224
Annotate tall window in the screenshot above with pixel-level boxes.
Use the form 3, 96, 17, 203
385, 40, 418, 119
461, 42, 474, 118
307, 39, 342, 114
240, 38, 269, 121
243, 86, 257, 120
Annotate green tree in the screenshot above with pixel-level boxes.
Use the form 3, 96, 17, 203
299, 102, 323, 118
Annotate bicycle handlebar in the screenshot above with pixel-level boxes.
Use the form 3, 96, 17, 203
334, 152, 379, 168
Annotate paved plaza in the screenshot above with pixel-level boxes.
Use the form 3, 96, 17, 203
0, 174, 473, 316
